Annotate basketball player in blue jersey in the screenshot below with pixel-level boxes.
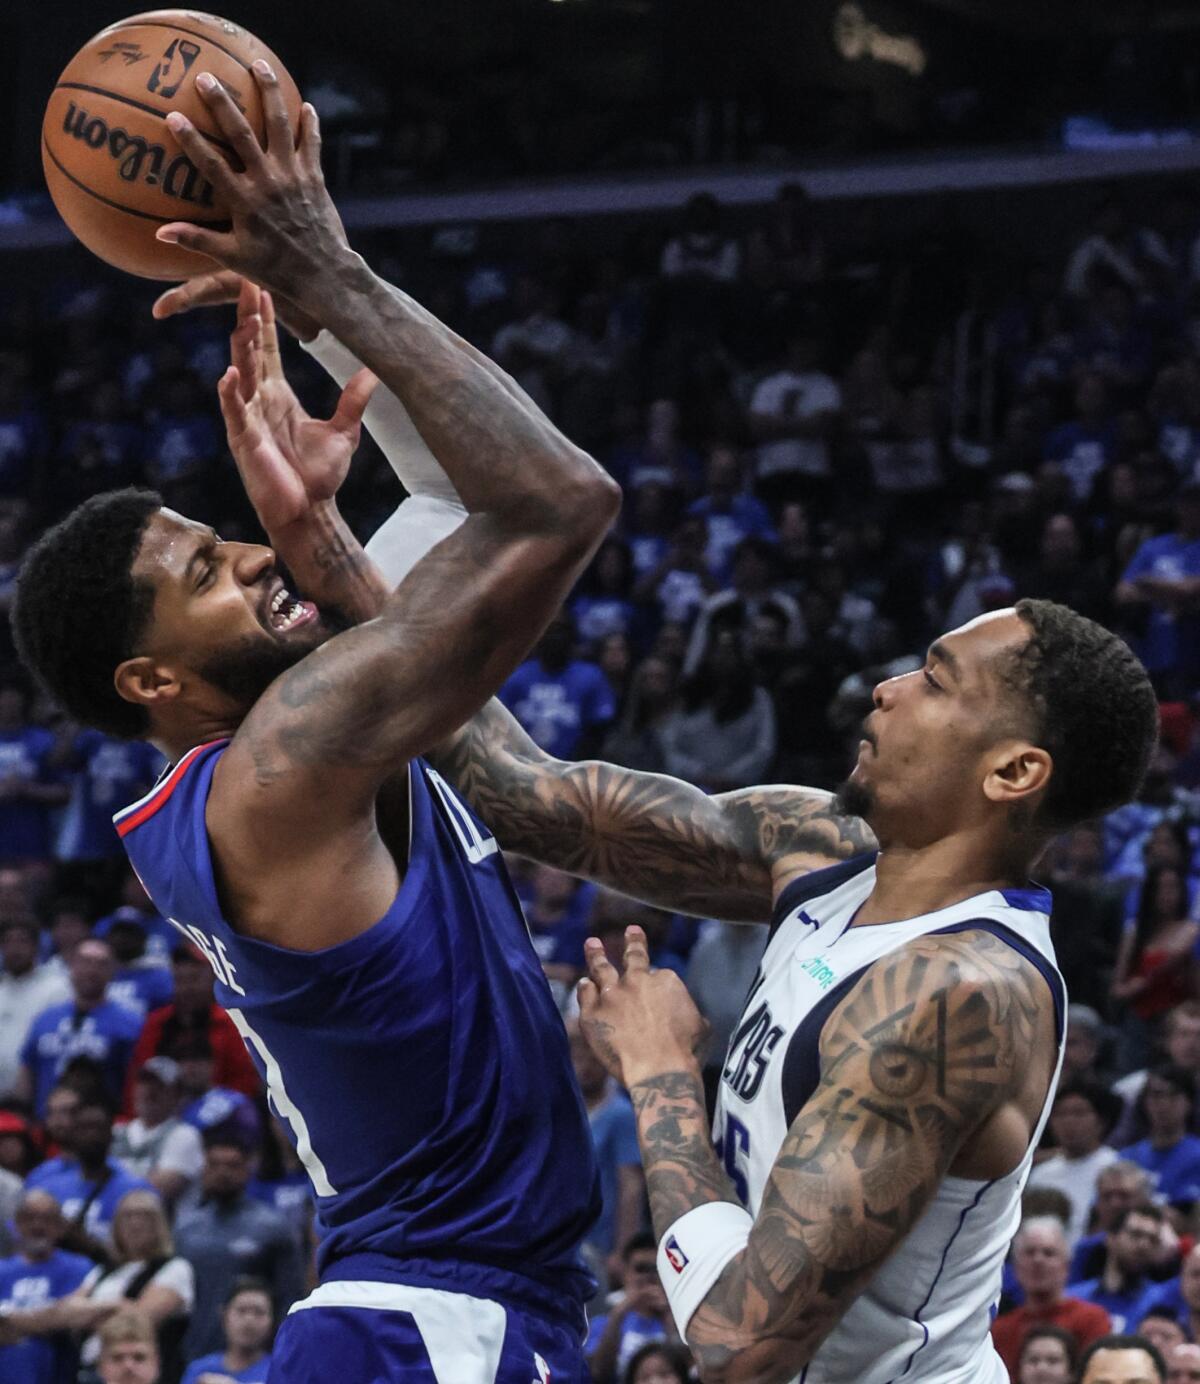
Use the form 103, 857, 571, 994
12, 67, 623, 1384
151, 266, 1161, 1379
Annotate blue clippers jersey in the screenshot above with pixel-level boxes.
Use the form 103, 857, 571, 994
116, 741, 600, 1305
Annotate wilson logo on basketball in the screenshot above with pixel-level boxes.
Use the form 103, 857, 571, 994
60, 101, 216, 207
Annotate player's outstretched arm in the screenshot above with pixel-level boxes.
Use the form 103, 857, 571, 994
578, 928, 1045, 1383
428, 698, 876, 920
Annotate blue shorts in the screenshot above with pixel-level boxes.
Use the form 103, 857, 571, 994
268, 1279, 590, 1383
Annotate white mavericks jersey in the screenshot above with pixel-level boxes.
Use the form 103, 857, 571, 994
711, 854, 1065, 1384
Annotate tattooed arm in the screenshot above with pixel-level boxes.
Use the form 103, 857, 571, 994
427, 700, 876, 920
584, 929, 1051, 1383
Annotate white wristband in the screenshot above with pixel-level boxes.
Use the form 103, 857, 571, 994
658, 1201, 753, 1338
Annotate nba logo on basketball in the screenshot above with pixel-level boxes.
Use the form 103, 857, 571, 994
664, 1236, 689, 1272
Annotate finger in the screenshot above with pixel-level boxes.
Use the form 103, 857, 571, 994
576, 976, 598, 1016
190, 73, 266, 175
258, 291, 285, 379
252, 59, 296, 161
152, 270, 243, 319
297, 102, 323, 176
230, 315, 261, 403
330, 368, 378, 434
623, 924, 651, 974
584, 937, 620, 993
154, 223, 241, 265
236, 276, 261, 325
164, 111, 243, 204
217, 367, 251, 440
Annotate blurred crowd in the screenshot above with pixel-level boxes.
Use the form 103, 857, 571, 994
5, 179, 1200, 1380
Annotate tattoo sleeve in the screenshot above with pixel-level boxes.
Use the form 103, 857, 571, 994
426, 699, 877, 921
629, 932, 1045, 1384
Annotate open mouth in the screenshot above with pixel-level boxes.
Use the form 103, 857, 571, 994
265, 585, 318, 634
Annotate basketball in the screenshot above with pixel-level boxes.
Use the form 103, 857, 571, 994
41, 10, 301, 281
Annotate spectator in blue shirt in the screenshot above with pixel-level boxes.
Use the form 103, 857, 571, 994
1116, 482, 1200, 697
0, 1188, 92, 1384
499, 611, 616, 759
0, 679, 69, 864
180, 1276, 273, 1384
571, 537, 638, 649
1044, 372, 1119, 503
54, 727, 162, 870
1070, 1203, 1168, 1332
103, 916, 173, 1025
567, 1017, 644, 1287
17, 938, 143, 1117
27, 1098, 152, 1258
586, 1232, 681, 1384
1125, 1065, 1200, 1208
688, 446, 776, 584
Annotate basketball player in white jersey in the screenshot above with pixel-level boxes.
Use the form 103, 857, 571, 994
158, 270, 1158, 1384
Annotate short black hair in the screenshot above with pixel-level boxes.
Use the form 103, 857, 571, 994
1145, 1061, 1197, 1105
621, 1230, 657, 1259
1005, 599, 1158, 831
223, 1275, 274, 1310
11, 488, 162, 739
1111, 1201, 1165, 1234
1053, 1077, 1123, 1137
1077, 1334, 1165, 1382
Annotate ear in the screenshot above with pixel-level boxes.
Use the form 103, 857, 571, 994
983, 739, 1053, 809
113, 656, 181, 712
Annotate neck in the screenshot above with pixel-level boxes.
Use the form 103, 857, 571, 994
226, 1345, 264, 1371
1026, 1287, 1059, 1311
1152, 1127, 1184, 1150
854, 834, 1032, 927
583, 1081, 610, 1111
1100, 1257, 1129, 1293
74, 994, 104, 1015
80, 1154, 109, 1179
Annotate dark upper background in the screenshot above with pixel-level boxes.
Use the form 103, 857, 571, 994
0, 0, 1198, 194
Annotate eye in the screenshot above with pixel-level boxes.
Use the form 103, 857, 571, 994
196, 562, 216, 591
922, 667, 941, 692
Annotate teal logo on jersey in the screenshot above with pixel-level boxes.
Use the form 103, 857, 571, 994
799, 954, 838, 991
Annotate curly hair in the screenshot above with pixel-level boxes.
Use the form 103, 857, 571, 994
11, 488, 162, 739
1005, 598, 1158, 832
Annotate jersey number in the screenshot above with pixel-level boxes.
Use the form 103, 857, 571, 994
426, 768, 499, 864
226, 1008, 337, 1197
714, 1112, 751, 1207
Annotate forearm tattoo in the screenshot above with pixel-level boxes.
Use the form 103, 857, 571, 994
426, 700, 876, 920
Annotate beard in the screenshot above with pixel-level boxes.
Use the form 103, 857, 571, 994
834, 774, 875, 821
198, 618, 339, 707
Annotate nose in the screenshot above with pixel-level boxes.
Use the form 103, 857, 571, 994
232, 542, 276, 586
872, 671, 903, 709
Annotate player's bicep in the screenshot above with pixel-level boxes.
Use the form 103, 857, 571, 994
710, 786, 878, 896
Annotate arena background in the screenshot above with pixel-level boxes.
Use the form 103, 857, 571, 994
3, 2, 1200, 1381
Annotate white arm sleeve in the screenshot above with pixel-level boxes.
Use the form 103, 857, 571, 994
301, 329, 467, 588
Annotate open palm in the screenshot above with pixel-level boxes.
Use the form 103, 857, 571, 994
219, 280, 376, 534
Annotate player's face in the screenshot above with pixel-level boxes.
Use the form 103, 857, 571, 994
126, 509, 335, 716
837, 610, 1040, 841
